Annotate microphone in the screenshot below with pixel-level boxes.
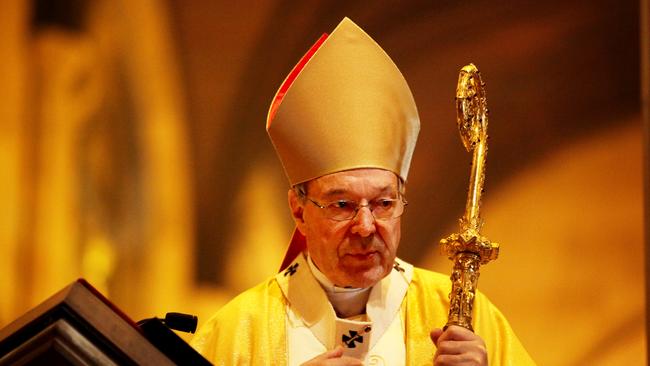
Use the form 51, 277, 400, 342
163, 312, 198, 334
136, 312, 210, 365
137, 312, 198, 334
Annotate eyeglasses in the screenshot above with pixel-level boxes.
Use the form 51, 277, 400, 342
303, 196, 408, 221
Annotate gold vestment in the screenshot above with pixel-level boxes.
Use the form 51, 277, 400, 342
192, 260, 534, 365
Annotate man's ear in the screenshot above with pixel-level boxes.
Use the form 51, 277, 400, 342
288, 189, 307, 233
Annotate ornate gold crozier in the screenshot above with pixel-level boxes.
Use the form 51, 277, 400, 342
440, 64, 499, 331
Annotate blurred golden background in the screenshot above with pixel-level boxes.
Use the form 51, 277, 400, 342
0, 0, 645, 364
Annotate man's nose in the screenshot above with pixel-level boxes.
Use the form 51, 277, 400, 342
350, 206, 377, 237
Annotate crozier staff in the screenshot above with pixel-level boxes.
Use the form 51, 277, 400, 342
192, 17, 535, 366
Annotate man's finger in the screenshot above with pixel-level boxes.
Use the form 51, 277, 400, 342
434, 339, 467, 355
327, 356, 364, 366
435, 353, 486, 366
436, 325, 477, 342
317, 345, 344, 360
431, 326, 488, 365
430, 328, 444, 346
302, 346, 343, 364
324, 345, 345, 359
301, 346, 364, 366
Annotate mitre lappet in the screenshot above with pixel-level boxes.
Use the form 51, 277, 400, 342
266, 17, 421, 270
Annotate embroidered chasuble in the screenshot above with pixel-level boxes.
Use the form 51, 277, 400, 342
191, 253, 535, 365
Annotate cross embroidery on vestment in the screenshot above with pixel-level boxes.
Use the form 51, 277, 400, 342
284, 263, 299, 276
342, 330, 364, 348
393, 262, 405, 273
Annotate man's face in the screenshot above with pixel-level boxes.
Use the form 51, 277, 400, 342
289, 168, 402, 288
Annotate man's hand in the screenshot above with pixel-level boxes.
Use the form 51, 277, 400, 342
431, 325, 488, 366
301, 346, 364, 366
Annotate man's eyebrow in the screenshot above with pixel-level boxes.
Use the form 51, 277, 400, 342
321, 185, 396, 198
378, 185, 395, 194
322, 188, 348, 198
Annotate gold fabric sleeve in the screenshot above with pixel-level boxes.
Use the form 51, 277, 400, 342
404, 268, 536, 365
190, 278, 287, 365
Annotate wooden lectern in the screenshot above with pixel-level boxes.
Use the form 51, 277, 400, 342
0, 279, 211, 365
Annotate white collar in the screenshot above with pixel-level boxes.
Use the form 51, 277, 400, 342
307, 255, 371, 318
276, 253, 414, 351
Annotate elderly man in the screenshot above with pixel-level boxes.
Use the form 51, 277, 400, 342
192, 18, 534, 365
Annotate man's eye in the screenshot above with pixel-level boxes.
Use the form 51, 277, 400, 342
376, 199, 395, 208
333, 200, 351, 209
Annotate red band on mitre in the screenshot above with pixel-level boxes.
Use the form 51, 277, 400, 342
279, 228, 307, 272
267, 33, 329, 128
270, 33, 328, 271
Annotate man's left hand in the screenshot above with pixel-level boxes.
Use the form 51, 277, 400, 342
430, 325, 487, 365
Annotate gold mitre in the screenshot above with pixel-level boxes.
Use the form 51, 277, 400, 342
266, 17, 420, 185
